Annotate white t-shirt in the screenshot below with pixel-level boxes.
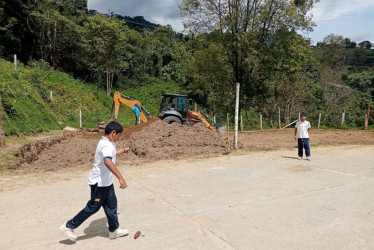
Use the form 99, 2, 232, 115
88, 137, 116, 187
295, 120, 311, 138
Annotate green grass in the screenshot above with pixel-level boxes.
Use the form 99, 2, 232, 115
0, 59, 180, 135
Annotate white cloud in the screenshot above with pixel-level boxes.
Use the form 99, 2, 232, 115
306, 0, 374, 43
311, 0, 374, 21
87, 0, 183, 31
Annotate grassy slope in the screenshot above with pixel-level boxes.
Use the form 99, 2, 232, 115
0, 59, 180, 135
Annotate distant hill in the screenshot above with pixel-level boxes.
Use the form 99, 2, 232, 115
117, 15, 160, 32
88, 10, 160, 32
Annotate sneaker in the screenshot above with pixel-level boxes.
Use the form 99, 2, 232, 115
297, 157, 302, 160
109, 228, 129, 239
307, 156, 311, 161
60, 224, 77, 241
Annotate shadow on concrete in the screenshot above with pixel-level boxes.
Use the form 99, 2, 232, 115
59, 239, 76, 245
282, 156, 298, 160
59, 217, 108, 245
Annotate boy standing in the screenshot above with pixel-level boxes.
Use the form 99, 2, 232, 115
60, 121, 130, 241
294, 112, 311, 161
132, 103, 141, 125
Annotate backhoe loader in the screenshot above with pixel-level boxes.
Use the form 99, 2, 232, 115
158, 93, 217, 131
111, 91, 152, 123
106, 92, 220, 132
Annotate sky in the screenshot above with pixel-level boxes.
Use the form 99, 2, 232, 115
87, 0, 374, 45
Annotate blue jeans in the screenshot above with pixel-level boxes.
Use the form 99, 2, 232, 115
135, 116, 140, 125
298, 138, 310, 157
66, 184, 119, 232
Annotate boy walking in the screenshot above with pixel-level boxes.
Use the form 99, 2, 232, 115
294, 112, 311, 161
60, 121, 130, 241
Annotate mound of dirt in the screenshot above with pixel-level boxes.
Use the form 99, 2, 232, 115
13, 132, 99, 171
15, 132, 75, 164
124, 120, 231, 161
13, 119, 232, 171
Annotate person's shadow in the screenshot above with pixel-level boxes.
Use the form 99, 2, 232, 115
59, 217, 108, 245
282, 156, 299, 160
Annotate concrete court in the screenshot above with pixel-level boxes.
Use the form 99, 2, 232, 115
0, 145, 373, 250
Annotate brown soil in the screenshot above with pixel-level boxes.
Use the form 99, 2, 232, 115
126, 120, 231, 160
238, 129, 374, 151
10, 120, 374, 172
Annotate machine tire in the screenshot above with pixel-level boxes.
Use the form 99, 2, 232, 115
163, 115, 182, 124
196, 122, 206, 127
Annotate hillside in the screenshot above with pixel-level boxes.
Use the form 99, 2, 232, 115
0, 59, 180, 135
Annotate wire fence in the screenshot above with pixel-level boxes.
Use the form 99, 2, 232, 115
213, 107, 372, 132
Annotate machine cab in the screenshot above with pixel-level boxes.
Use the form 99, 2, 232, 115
159, 94, 188, 120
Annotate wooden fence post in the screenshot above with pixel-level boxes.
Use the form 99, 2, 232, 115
226, 113, 230, 149
366, 104, 371, 132
227, 113, 230, 133
278, 107, 281, 129
234, 83, 240, 150
240, 115, 243, 132
318, 113, 321, 130
260, 114, 262, 130
341, 109, 345, 128
0, 96, 6, 147
14, 54, 17, 70
79, 109, 82, 129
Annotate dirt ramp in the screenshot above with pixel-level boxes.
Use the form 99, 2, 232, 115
127, 120, 231, 160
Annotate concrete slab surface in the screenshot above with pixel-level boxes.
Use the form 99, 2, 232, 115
0, 145, 373, 249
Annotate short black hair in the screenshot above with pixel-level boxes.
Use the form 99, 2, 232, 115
300, 112, 307, 117
105, 121, 123, 135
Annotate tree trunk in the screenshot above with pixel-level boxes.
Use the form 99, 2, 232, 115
0, 96, 6, 147
51, 20, 57, 69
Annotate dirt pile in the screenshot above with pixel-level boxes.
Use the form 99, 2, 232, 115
12, 119, 374, 172
121, 117, 160, 140
13, 120, 232, 171
15, 132, 75, 164
13, 132, 99, 171
124, 120, 231, 160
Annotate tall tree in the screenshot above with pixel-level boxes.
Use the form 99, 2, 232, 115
181, 0, 316, 122
82, 15, 129, 95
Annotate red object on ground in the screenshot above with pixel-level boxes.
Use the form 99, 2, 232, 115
134, 231, 141, 239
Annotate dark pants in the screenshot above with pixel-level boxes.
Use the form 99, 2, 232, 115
298, 138, 311, 157
66, 184, 119, 232
135, 115, 140, 125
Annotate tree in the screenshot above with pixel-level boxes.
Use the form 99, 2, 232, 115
317, 34, 346, 69
181, 0, 316, 123
183, 33, 233, 115
81, 15, 129, 95
358, 40, 372, 50
344, 37, 356, 49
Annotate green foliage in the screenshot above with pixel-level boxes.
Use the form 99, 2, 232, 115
0, 59, 181, 134
0, 59, 112, 134
1, 1, 373, 133
81, 15, 130, 95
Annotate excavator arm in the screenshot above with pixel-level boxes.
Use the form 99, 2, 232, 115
188, 110, 215, 131
112, 91, 152, 123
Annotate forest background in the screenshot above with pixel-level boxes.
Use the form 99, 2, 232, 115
0, 0, 373, 135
